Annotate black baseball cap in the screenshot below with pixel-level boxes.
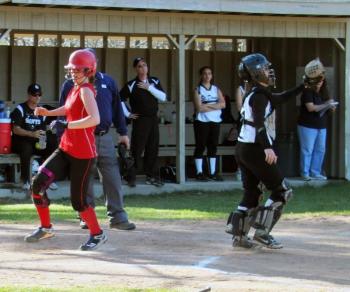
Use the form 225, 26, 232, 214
27, 83, 42, 96
133, 57, 145, 68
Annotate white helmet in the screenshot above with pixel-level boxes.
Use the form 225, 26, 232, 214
303, 58, 325, 85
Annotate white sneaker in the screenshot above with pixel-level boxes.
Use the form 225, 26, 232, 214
311, 174, 327, 180
301, 175, 311, 181
22, 181, 30, 190
49, 182, 58, 190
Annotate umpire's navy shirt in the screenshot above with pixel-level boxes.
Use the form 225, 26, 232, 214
59, 72, 127, 138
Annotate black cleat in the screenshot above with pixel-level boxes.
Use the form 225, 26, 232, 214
253, 232, 283, 249
127, 180, 136, 187
110, 221, 136, 230
232, 235, 255, 248
80, 231, 107, 251
196, 173, 208, 181
208, 173, 224, 181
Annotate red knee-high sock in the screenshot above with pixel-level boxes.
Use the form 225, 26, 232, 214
79, 206, 102, 236
33, 193, 51, 228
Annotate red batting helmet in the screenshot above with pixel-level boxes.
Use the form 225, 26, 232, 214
64, 49, 97, 77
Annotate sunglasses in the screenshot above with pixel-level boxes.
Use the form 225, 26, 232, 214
31, 93, 41, 97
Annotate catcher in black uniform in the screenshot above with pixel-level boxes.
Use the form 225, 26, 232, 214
226, 53, 304, 249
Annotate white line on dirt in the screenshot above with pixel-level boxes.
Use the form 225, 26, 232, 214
194, 256, 220, 268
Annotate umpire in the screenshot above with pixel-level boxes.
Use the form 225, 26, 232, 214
120, 57, 166, 187
59, 49, 135, 230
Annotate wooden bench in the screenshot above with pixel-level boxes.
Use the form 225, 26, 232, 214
158, 145, 236, 173
111, 123, 236, 173
0, 153, 40, 184
0, 153, 21, 183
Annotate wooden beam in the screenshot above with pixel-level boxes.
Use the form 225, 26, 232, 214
8, 0, 350, 16
334, 38, 345, 52
166, 34, 179, 49
345, 20, 350, 180
0, 29, 11, 41
185, 34, 197, 49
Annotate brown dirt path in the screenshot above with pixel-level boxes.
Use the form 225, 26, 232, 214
1, 217, 350, 291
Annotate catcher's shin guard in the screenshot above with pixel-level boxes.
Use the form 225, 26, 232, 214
254, 202, 283, 233
226, 209, 256, 236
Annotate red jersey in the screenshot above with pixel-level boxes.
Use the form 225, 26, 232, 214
60, 83, 97, 159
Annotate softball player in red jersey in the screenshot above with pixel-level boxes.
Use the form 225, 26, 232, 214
24, 49, 107, 251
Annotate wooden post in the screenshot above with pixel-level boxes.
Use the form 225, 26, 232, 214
167, 34, 197, 183
345, 20, 350, 180
176, 34, 186, 183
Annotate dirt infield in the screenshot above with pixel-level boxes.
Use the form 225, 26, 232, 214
1, 217, 350, 291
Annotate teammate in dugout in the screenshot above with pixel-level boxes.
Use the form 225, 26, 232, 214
226, 53, 305, 249
24, 49, 107, 251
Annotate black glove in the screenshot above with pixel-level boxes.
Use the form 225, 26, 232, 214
118, 143, 134, 170
50, 119, 68, 131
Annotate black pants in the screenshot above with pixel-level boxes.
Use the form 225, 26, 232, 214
236, 142, 284, 209
12, 134, 57, 182
32, 148, 95, 211
130, 116, 159, 178
193, 120, 220, 158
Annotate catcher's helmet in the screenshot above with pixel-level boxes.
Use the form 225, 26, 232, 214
303, 58, 325, 86
238, 53, 275, 87
64, 49, 97, 78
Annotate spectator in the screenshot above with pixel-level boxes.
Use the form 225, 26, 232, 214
120, 57, 166, 187
10, 83, 57, 190
193, 66, 226, 181
297, 58, 337, 181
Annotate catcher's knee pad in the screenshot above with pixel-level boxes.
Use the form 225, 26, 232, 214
254, 201, 284, 233
270, 179, 293, 204
32, 167, 55, 195
32, 193, 50, 208
226, 208, 257, 237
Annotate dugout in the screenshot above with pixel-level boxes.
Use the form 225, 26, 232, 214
0, 1, 349, 183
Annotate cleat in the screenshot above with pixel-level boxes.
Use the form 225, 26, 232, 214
253, 231, 283, 249
208, 173, 224, 181
232, 235, 255, 249
195, 173, 208, 182
127, 180, 136, 187
80, 231, 107, 251
110, 221, 136, 230
24, 227, 55, 243
79, 219, 88, 230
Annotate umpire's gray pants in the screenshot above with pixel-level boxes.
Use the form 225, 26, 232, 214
87, 132, 128, 223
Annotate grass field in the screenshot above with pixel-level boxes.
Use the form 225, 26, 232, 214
1, 182, 349, 223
